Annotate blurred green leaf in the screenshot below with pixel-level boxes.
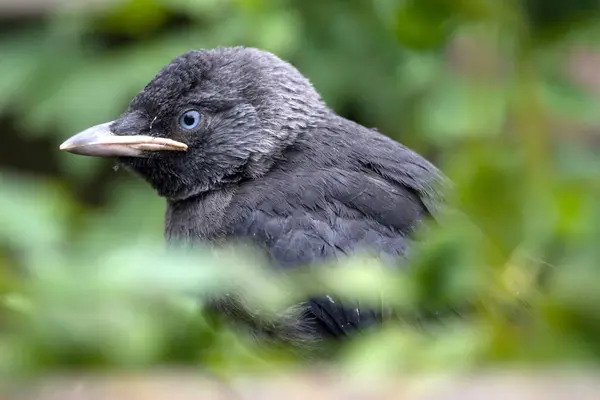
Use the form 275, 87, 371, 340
392, 0, 457, 50
524, 0, 600, 43
418, 77, 509, 141
96, 0, 170, 37
0, 173, 70, 253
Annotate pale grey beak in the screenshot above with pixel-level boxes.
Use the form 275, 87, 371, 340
59, 121, 188, 158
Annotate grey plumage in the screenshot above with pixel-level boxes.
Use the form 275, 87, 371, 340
60, 46, 449, 349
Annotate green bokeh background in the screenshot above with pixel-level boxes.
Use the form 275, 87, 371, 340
1, 0, 600, 377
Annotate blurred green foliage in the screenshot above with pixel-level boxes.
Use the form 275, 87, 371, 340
1, 0, 600, 380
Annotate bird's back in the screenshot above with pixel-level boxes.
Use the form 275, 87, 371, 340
210, 115, 446, 341
224, 115, 443, 265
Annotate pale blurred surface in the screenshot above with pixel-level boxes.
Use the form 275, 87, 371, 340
6, 372, 600, 400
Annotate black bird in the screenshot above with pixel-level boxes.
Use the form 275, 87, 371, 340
60, 47, 448, 348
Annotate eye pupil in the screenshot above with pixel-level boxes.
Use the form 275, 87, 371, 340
183, 115, 195, 126
179, 110, 200, 130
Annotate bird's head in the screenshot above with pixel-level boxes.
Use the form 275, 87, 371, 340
60, 47, 327, 200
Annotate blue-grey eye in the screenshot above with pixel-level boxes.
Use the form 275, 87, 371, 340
179, 110, 201, 130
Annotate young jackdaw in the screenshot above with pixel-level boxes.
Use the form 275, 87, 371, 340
60, 47, 448, 348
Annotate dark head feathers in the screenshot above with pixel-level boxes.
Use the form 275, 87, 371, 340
107, 47, 334, 200
131, 47, 327, 133
61, 46, 448, 209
